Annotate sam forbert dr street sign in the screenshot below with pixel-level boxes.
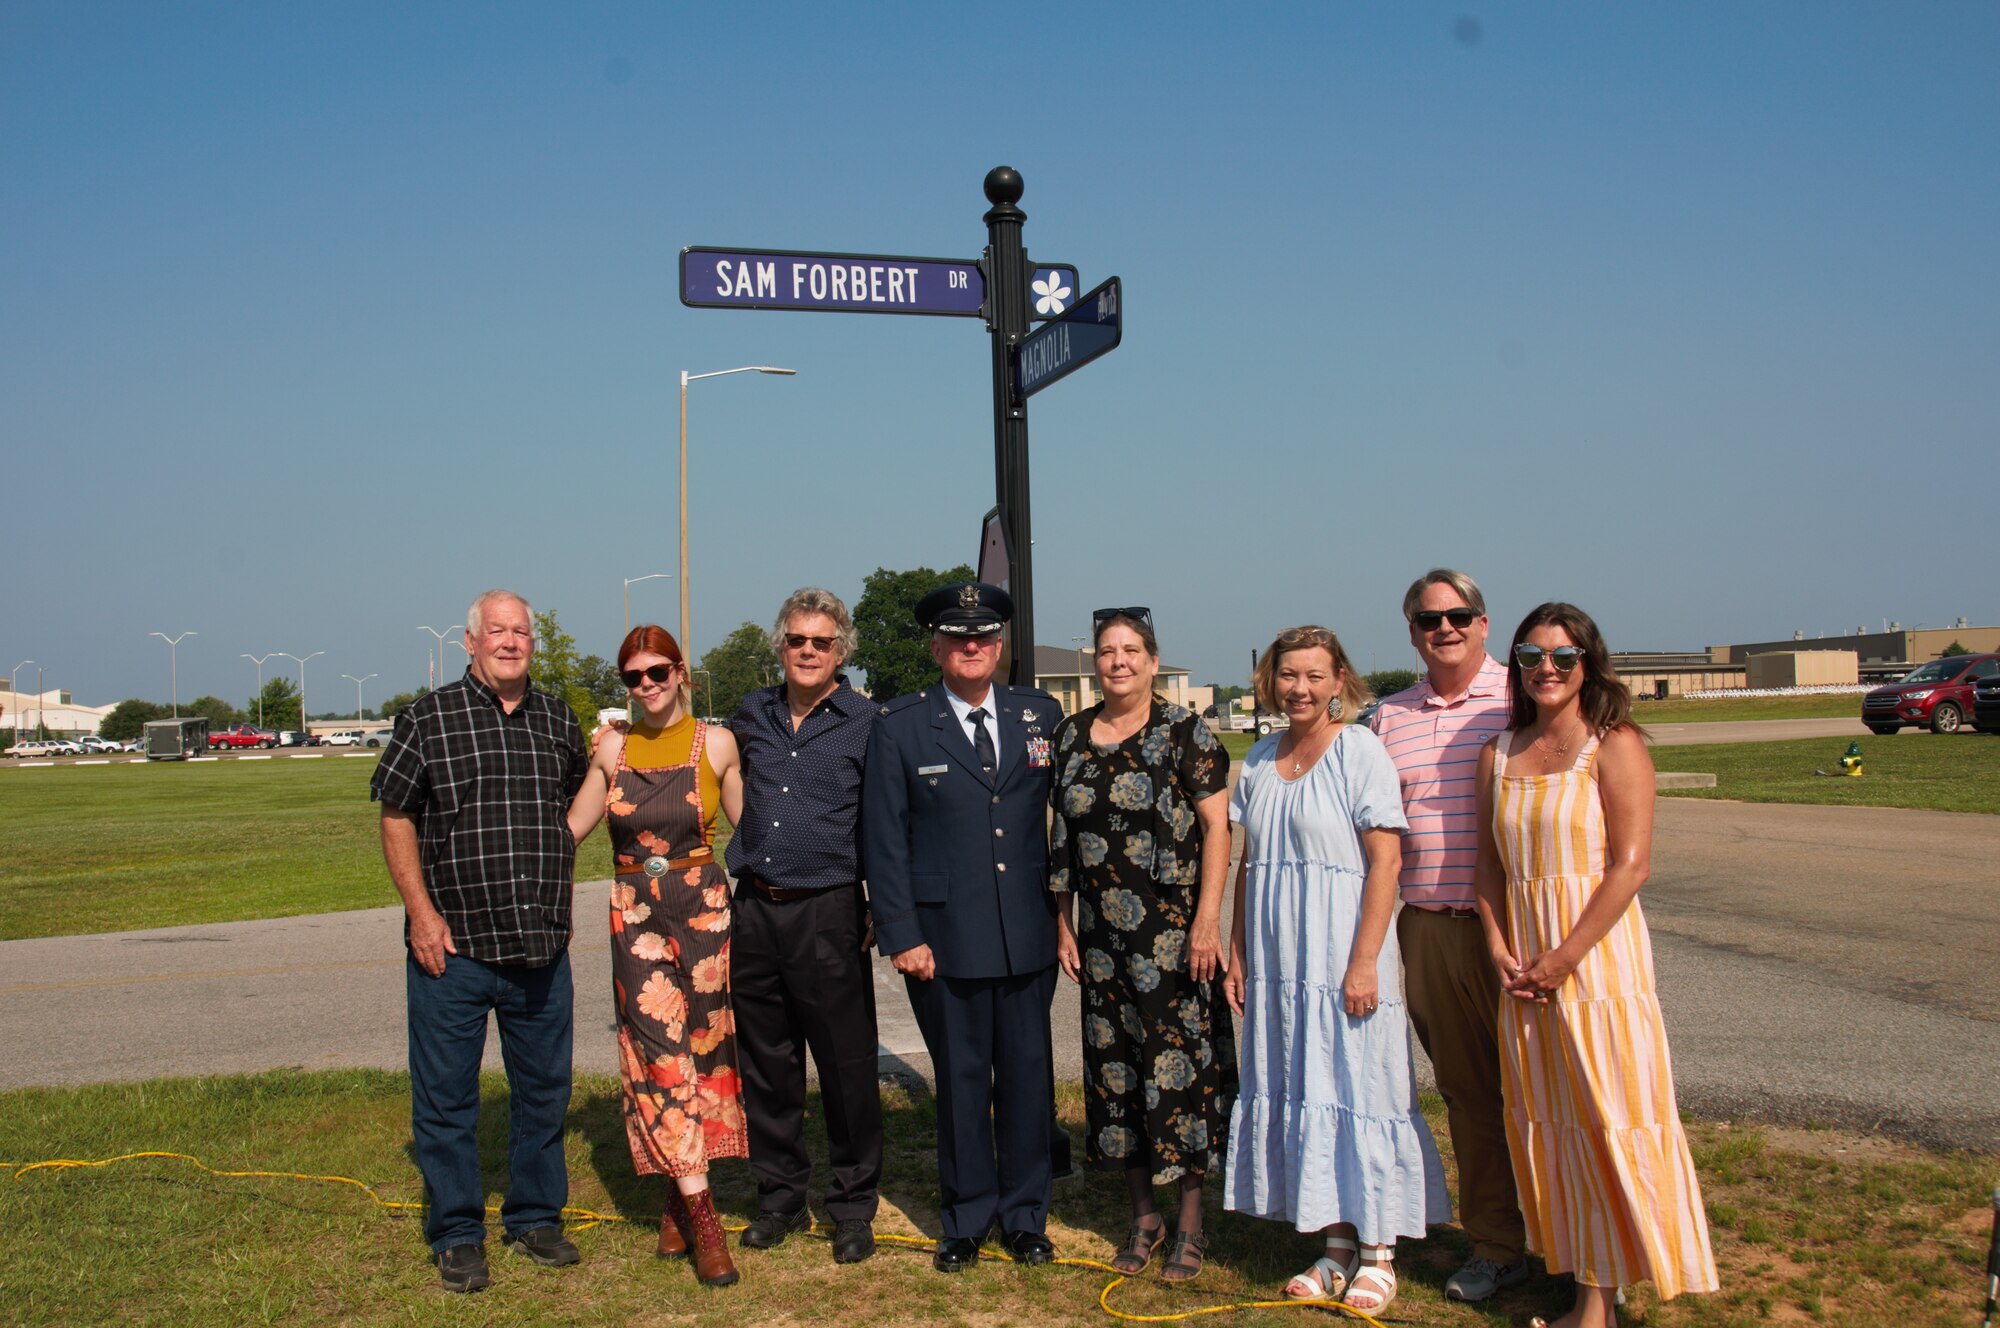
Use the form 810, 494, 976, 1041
1014, 276, 1121, 397
681, 246, 1080, 319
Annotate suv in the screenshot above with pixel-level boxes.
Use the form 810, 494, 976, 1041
1861, 652, 2000, 734
1972, 672, 2000, 734
77, 736, 121, 754
320, 730, 363, 747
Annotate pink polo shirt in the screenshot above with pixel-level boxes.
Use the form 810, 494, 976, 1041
1370, 655, 1512, 911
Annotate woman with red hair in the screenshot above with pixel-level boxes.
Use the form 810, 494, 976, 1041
568, 624, 746, 1285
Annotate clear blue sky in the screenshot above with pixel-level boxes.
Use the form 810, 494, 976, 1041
4, 2, 1994, 711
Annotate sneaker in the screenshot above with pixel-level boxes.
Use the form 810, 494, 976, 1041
1445, 1255, 1531, 1302
436, 1243, 490, 1293
831, 1218, 876, 1263
740, 1205, 811, 1249
507, 1226, 581, 1267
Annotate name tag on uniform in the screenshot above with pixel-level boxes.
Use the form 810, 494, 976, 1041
1026, 738, 1051, 768
918, 764, 949, 775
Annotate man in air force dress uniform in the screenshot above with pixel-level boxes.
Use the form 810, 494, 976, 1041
862, 582, 1064, 1272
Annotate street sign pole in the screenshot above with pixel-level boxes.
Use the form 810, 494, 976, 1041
984, 166, 1035, 687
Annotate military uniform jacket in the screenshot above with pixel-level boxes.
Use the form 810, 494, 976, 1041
862, 682, 1064, 981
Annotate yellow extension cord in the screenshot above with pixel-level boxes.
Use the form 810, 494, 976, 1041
7, 1151, 1392, 1325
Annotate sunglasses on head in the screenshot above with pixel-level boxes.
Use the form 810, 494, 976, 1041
783, 634, 836, 652
620, 663, 679, 689
1513, 644, 1585, 673
1092, 606, 1152, 630
1412, 608, 1479, 632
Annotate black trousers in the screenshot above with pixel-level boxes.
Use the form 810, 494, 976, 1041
731, 882, 883, 1221
906, 965, 1057, 1241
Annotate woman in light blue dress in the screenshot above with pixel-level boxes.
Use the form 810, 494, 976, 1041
1223, 626, 1450, 1312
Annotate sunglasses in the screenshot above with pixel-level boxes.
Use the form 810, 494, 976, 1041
1412, 608, 1479, 632
1513, 644, 1585, 673
1092, 606, 1153, 630
620, 663, 679, 689
783, 634, 837, 652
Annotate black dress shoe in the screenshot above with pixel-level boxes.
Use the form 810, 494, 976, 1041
832, 1218, 876, 1263
933, 1235, 981, 1272
740, 1205, 810, 1249
1002, 1230, 1055, 1265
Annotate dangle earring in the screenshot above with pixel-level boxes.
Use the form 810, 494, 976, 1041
1327, 696, 1345, 721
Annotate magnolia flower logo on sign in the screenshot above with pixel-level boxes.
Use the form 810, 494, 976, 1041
1032, 270, 1072, 316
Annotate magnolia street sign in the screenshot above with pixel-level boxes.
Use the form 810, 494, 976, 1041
680, 246, 1080, 319
1014, 276, 1121, 397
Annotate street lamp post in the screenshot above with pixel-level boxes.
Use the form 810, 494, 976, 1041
623, 572, 674, 636
149, 631, 197, 718
241, 653, 274, 727
8, 659, 31, 745
1071, 634, 1091, 711
680, 365, 795, 666
342, 673, 378, 723
418, 625, 460, 693
275, 652, 324, 736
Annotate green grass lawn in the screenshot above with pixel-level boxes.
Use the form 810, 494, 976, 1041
1657, 732, 2000, 814
0, 758, 689, 942
1, 1071, 1989, 1327
1632, 693, 1864, 723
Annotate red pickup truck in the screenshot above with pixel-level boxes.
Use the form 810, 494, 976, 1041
207, 723, 279, 750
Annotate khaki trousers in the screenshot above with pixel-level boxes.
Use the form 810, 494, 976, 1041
1399, 904, 1526, 1264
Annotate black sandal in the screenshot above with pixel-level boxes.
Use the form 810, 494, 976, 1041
1161, 1229, 1207, 1284
1110, 1219, 1166, 1275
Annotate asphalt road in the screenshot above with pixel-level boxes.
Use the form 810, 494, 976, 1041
3, 796, 1994, 1151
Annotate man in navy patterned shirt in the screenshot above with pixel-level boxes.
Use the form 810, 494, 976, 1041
372, 589, 590, 1294
725, 587, 883, 1264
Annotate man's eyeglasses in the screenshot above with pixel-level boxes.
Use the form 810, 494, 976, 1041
620, 664, 679, 689
1412, 608, 1479, 632
783, 634, 837, 653
1092, 606, 1152, 630
1513, 644, 1585, 674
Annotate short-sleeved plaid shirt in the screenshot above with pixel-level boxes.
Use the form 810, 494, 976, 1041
370, 668, 589, 966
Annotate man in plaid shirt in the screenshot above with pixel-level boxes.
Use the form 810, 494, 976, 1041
372, 589, 590, 1293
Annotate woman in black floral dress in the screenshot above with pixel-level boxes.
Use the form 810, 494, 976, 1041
1051, 608, 1236, 1283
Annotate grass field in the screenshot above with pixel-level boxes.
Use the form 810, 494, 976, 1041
1, 1070, 1990, 1327
0, 758, 686, 942
1656, 732, 2000, 814
1630, 694, 1865, 723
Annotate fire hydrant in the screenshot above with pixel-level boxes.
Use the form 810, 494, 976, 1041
1839, 740, 1863, 777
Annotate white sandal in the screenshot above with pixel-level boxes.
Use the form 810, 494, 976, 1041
1283, 1236, 1358, 1301
1344, 1246, 1397, 1313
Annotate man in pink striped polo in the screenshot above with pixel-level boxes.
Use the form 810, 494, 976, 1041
1370, 568, 1529, 1302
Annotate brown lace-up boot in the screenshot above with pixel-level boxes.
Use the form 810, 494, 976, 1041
683, 1187, 740, 1287
657, 1186, 691, 1260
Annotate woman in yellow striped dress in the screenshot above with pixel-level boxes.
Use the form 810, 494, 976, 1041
1472, 603, 1716, 1328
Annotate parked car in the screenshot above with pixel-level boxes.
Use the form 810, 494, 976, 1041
209, 723, 280, 751
1972, 672, 2000, 734
76, 736, 121, 754
1860, 652, 2000, 734
120, 737, 145, 752
42, 737, 83, 756
6, 739, 53, 758
276, 730, 319, 747
320, 730, 364, 747
362, 730, 394, 748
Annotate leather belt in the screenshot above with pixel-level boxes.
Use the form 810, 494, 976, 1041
614, 847, 714, 879
742, 873, 833, 903
1440, 906, 1480, 919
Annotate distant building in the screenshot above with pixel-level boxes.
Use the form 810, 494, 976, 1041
1709, 622, 1999, 680
0, 687, 116, 738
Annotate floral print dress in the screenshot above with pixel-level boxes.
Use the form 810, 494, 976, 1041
606, 717, 748, 1176
1049, 699, 1236, 1183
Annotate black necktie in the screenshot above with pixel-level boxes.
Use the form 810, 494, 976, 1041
968, 707, 997, 774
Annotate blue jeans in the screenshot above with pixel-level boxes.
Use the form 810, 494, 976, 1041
406, 950, 574, 1252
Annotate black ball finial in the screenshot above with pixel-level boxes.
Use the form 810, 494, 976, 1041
984, 166, 1024, 205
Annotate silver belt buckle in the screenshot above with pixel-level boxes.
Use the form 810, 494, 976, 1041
642, 855, 671, 879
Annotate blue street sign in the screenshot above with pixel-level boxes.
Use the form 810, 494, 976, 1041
681, 246, 1081, 319
1014, 276, 1121, 397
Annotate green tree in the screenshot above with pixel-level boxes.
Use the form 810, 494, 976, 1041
697, 622, 778, 720
251, 677, 301, 730
1365, 669, 1420, 699
850, 563, 973, 701
100, 699, 167, 742
186, 695, 245, 730
379, 688, 430, 721
1941, 640, 1970, 657
531, 609, 597, 731
578, 654, 626, 709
